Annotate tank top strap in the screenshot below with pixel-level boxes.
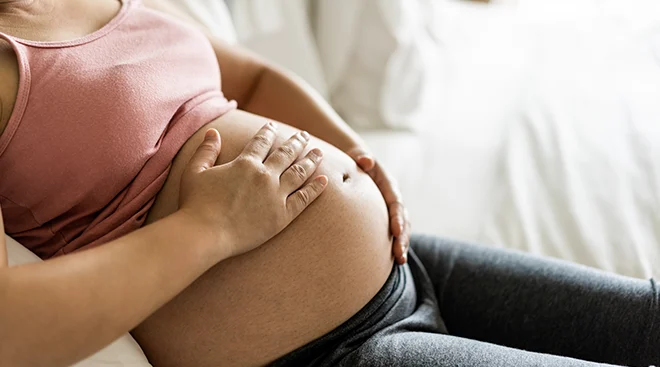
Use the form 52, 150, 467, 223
0, 31, 31, 158
0, 31, 19, 46
0, 0, 132, 48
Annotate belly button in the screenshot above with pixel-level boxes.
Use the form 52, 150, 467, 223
342, 173, 350, 183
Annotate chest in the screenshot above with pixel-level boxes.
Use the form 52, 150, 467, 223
0, 0, 122, 43
0, 0, 122, 137
0, 3, 222, 221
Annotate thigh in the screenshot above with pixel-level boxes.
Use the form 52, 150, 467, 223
410, 234, 660, 367
339, 331, 617, 367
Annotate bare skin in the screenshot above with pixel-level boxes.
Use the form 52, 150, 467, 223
0, 0, 120, 132
0, 123, 330, 367
136, 111, 393, 366
0, 39, 17, 135
0, 0, 395, 365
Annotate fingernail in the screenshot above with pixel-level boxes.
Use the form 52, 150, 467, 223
317, 175, 328, 186
301, 131, 310, 140
311, 148, 323, 158
267, 121, 276, 129
205, 129, 217, 140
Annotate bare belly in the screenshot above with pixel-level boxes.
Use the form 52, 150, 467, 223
132, 110, 393, 366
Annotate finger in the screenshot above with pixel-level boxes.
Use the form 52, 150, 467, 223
280, 148, 324, 193
389, 203, 404, 237
369, 163, 402, 205
402, 218, 412, 254
187, 129, 222, 174
393, 215, 411, 265
346, 147, 376, 171
394, 233, 410, 265
286, 175, 328, 218
401, 226, 411, 263
265, 131, 310, 173
240, 122, 277, 161
392, 236, 406, 265
356, 155, 376, 171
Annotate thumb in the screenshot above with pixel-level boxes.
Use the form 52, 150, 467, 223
347, 147, 376, 171
188, 129, 222, 173
355, 155, 376, 171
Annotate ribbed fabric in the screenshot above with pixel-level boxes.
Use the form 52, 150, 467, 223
0, 0, 236, 258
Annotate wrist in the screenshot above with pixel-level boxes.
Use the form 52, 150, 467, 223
173, 210, 232, 267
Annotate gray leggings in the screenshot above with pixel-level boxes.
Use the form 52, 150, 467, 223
272, 234, 659, 366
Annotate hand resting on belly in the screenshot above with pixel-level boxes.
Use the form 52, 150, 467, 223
136, 110, 394, 367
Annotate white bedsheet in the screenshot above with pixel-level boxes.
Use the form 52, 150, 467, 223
363, 0, 660, 278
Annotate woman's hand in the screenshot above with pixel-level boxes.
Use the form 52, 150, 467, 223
347, 147, 411, 264
0, 125, 328, 367
179, 123, 328, 259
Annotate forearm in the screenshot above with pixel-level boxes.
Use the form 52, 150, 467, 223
242, 66, 367, 152
0, 211, 222, 367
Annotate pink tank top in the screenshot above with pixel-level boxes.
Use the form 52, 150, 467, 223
0, 0, 236, 259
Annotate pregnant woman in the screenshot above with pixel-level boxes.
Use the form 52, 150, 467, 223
0, 0, 658, 366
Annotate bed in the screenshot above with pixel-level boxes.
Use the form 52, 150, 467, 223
357, 0, 660, 279
5, 0, 660, 365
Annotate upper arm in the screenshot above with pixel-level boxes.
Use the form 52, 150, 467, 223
208, 39, 269, 106
141, 0, 270, 106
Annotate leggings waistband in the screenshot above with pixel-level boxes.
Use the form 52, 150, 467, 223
270, 260, 417, 366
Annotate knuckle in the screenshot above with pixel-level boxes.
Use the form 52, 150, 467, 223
290, 164, 307, 180
235, 155, 255, 168
278, 145, 296, 158
254, 166, 271, 180
198, 142, 217, 154
297, 190, 311, 205
253, 134, 271, 147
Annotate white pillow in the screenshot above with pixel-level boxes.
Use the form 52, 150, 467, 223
5, 235, 152, 367
226, 0, 330, 97
160, 0, 238, 43
315, 0, 438, 130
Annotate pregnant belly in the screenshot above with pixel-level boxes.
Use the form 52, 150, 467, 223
133, 110, 393, 366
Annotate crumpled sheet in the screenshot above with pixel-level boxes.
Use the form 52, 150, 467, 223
363, 0, 660, 278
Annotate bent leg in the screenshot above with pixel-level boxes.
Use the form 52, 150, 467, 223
339, 331, 618, 367
410, 234, 660, 366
